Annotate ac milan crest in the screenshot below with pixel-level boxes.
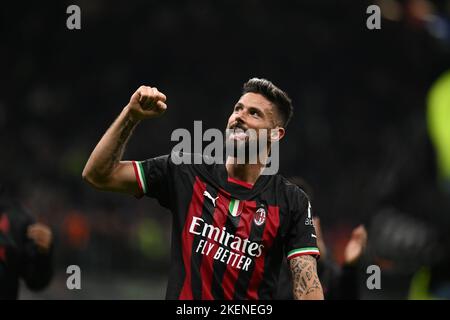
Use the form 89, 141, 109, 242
254, 207, 266, 226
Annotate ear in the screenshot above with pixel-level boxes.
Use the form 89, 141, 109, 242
270, 127, 285, 142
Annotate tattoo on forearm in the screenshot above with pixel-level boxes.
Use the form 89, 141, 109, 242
290, 255, 323, 299
106, 117, 137, 173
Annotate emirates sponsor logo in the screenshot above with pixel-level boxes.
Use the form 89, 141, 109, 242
189, 216, 264, 271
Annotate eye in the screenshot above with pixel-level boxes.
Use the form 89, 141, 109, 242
249, 109, 261, 117
234, 105, 242, 112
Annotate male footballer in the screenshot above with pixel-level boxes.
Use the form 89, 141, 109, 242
82, 78, 323, 300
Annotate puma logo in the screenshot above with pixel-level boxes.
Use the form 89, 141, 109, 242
203, 191, 219, 207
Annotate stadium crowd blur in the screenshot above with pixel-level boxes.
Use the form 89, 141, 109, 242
2, 0, 450, 299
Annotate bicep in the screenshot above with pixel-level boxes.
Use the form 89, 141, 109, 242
289, 255, 324, 300
100, 161, 141, 196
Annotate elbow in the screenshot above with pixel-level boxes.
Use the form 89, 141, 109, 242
81, 167, 94, 185
81, 167, 89, 182
82, 165, 115, 191
82, 167, 103, 189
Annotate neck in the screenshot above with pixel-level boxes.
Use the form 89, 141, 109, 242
225, 157, 265, 185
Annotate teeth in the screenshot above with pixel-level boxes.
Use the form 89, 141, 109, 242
230, 129, 247, 141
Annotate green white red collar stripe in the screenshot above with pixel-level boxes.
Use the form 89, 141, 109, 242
132, 161, 148, 194
287, 247, 320, 260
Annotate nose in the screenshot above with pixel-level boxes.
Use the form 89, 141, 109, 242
233, 114, 246, 128
234, 108, 247, 123
228, 106, 247, 129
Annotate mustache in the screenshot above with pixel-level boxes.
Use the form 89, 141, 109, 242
228, 122, 248, 131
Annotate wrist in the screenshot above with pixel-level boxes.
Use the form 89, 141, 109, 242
123, 105, 142, 125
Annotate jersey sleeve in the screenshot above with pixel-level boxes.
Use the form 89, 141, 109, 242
132, 154, 172, 208
284, 188, 320, 260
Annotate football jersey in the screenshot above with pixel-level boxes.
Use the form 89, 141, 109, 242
132, 152, 319, 300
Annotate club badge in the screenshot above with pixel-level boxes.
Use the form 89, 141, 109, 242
254, 207, 266, 226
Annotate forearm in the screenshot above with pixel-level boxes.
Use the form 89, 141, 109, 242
82, 106, 139, 185
82, 85, 167, 194
290, 255, 324, 300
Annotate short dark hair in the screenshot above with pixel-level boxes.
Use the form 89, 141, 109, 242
242, 78, 293, 128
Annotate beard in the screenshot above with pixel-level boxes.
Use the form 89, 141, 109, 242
224, 127, 269, 164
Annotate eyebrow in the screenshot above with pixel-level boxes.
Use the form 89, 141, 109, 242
234, 103, 268, 120
234, 102, 263, 111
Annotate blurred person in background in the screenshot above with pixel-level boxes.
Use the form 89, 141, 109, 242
0, 183, 54, 299
366, 208, 448, 299
276, 177, 368, 299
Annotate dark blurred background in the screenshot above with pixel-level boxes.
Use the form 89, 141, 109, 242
1, 0, 450, 299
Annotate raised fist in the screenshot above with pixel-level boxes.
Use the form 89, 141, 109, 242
127, 85, 167, 120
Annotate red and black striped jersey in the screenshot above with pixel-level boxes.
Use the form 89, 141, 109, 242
132, 152, 319, 300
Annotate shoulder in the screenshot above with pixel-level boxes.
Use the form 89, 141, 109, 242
169, 151, 213, 166
277, 175, 309, 199
167, 151, 217, 179
273, 175, 310, 211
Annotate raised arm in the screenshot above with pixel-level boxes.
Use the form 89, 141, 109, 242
290, 255, 324, 300
82, 85, 167, 196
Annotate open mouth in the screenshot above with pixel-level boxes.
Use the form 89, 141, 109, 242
228, 126, 249, 141
230, 130, 248, 141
